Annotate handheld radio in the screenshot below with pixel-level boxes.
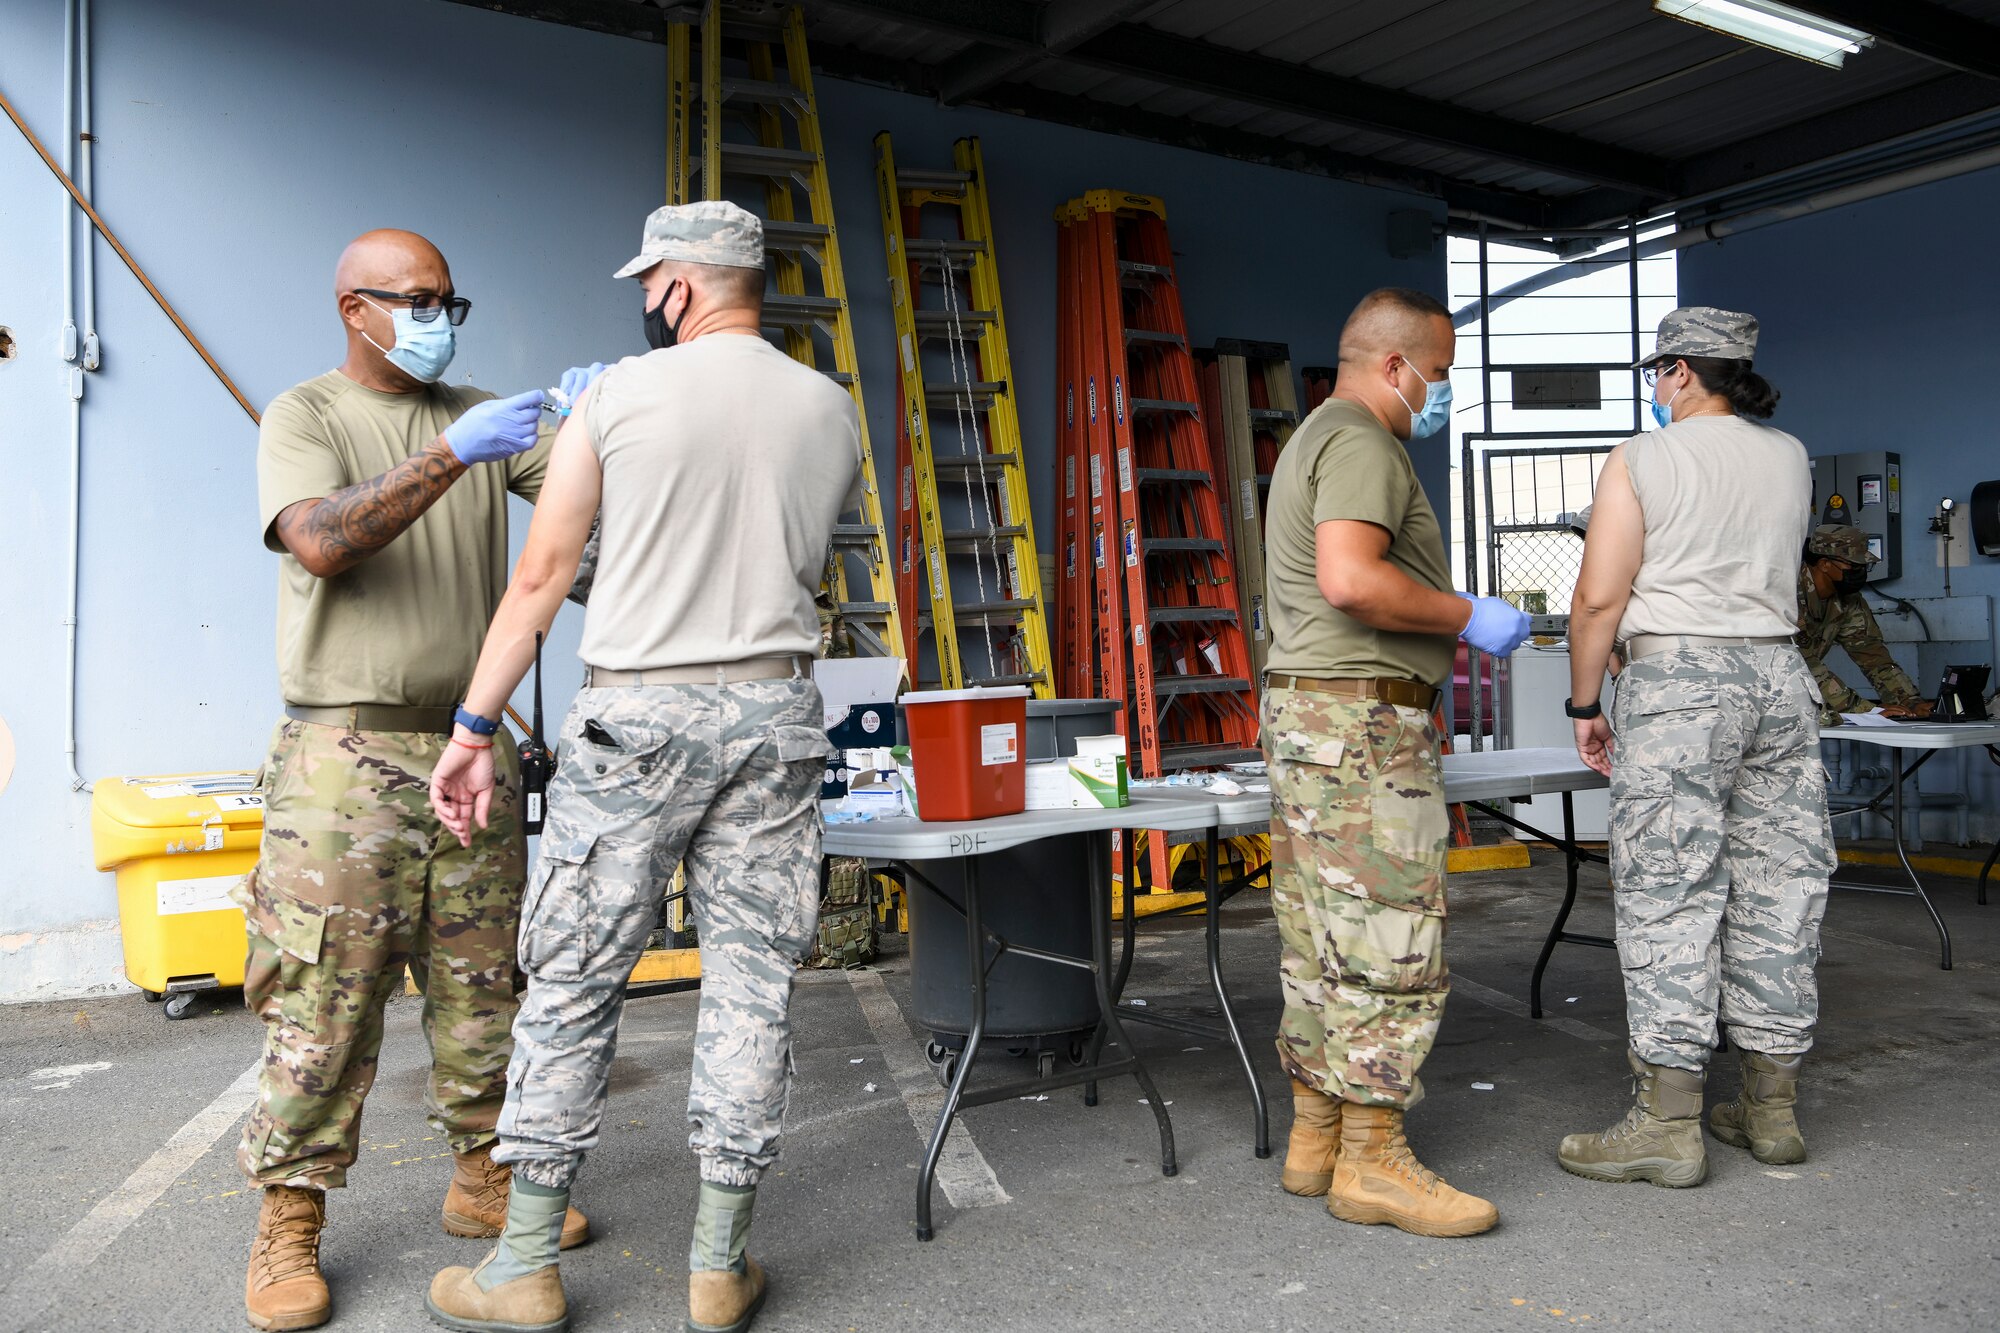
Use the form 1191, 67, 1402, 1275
519, 631, 553, 834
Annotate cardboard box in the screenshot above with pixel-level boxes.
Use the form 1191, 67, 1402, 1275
813, 658, 904, 749
1022, 755, 1129, 809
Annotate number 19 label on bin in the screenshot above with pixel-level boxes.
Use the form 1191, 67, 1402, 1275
980, 723, 1018, 767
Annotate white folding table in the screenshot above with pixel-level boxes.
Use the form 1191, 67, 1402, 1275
822, 791, 1220, 1240
1825, 720, 2000, 970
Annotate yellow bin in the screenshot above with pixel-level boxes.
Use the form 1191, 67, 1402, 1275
91, 771, 264, 1011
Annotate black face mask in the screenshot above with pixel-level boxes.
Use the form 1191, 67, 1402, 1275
643, 283, 685, 351
1833, 565, 1868, 597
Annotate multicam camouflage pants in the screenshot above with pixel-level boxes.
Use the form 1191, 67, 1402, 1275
238, 719, 525, 1189
494, 679, 828, 1191
1609, 645, 1835, 1072
1263, 686, 1449, 1108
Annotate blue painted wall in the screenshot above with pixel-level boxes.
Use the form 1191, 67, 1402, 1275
1679, 168, 2000, 842
0, 0, 1445, 999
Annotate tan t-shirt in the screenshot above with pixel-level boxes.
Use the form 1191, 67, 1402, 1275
580, 335, 863, 669
1263, 398, 1455, 685
257, 370, 550, 707
1616, 415, 1812, 641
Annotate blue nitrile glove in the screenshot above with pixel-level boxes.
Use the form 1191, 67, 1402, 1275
1457, 593, 1533, 657
442, 389, 546, 465
557, 362, 608, 410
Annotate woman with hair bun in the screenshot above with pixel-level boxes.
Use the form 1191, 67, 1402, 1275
1558, 306, 1834, 1189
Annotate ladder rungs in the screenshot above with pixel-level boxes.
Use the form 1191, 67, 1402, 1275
914, 309, 997, 336
822, 370, 856, 387
899, 168, 973, 191
966, 672, 1045, 688
1135, 467, 1210, 486
764, 294, 844, 328
1142, 538, 1225, 555
718, 77, 807, 110
1125, 329, 1187, 348
1158, 742, 1264, 770
956, 599, 1038, 617
925, 381, 1006, 408
1152, 675, 1254, 697
1149, 606, 1239, 625
905, 238, 984, 262
1248, 408, 1297, 425
1131, 398, 1198, 416
1256, 473, 1273, 486
941, 526, 1027, 547
931, 451, 1019, 470
835, 601, 892, 617
1118, 260, 1172, 281
763, 219, 831, 251
831, 525, 881, 547
714, 142, 818, 180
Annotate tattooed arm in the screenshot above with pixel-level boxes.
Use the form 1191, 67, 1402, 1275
272, 436, 467, 578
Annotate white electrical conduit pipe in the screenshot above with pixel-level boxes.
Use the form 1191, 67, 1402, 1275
62, 0, 87, 791
1454, 141, 2000, 329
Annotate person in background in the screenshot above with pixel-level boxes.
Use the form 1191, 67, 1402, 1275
1261, 286, 1532, 1240
1561, 307, 1834, 1190
423, 201, 856, 1333
240, 228, 600, 1331
1796, 523, 1931, 723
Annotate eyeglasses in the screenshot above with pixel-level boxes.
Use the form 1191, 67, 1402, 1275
1641, 363, 1679, 388
352, 288, 472, 325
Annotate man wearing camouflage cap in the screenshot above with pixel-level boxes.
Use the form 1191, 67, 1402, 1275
424, 200, 861, 1333
1797, 523, 1930, 722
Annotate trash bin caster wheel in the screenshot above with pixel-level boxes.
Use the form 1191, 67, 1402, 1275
924, 1041, 959, 1089
164, 992, 197, 1020
142, 989, 164, 1003
1037, 1050, 1056, 1080
1067, 1037, 1088, 1066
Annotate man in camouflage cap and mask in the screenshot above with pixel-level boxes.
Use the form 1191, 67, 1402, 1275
1797, 523, 1930, 722
424, 200, 861, 1333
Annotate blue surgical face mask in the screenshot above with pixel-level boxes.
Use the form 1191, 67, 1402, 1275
360, 296, 456, 383
1392, 356, 1453, 439
1650, 375, 1684, 429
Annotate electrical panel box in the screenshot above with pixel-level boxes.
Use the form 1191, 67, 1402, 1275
1809, 450, 1901, 582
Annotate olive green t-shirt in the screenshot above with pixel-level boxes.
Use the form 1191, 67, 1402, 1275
256, 370, 551, 707
1263, 398, 1454, 685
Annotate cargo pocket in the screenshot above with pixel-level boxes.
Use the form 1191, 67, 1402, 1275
565, 705, 668, 793
772, 724, 834, 764
1367, 705, 1449, 883
245, 876, 331, 1037
1609, 767, 1681, 891
519, 829, 593, 982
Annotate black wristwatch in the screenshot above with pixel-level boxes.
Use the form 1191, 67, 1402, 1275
1564, 697, 1603, 720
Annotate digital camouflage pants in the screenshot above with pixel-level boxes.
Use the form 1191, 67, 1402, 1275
1264, 686, 1449, 1108
1609, 645, 1835, 1072
493, 680, 828, 1191
237, 719, 524, 1189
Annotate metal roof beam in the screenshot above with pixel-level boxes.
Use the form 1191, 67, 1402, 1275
1789, 2, 2000, 81
936, 0, 1157, 104
808, 2, 1674, 194
437, 0, 669, 42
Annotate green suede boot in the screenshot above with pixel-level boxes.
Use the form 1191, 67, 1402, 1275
1558, 1049, 1708, 1188
1709, 1050, 1806, 1165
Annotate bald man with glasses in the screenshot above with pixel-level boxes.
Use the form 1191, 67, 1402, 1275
238, 228, 601, 1332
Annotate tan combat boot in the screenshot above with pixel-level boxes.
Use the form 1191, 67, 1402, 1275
688, 1256, 768, 1333
1709, 1050, 1806, 1164
1558, 1049, 1708, 1188
443, 1144, 592, 1250
427, 1254, 568, 1333
1327, 1104, 1499, 1238
1281, 1078, 1341, 1197
244, 1185, 330, 1331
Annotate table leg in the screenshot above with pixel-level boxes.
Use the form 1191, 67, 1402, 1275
1091, 831, 1176, 1178
1528, 792, 1581, 1020
1202, 823, 1268, 1158
915, 858, 989, 1241
1888, 750, 1952, 971
1977, 836, 1998, 908
1085, 831, 1137, 1108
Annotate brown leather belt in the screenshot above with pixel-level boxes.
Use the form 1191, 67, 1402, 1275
586, 656, 810, 688
285, 704, 455, 734
1264, 673, 1439, 711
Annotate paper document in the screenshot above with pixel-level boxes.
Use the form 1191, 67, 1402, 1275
1838, 710, 1902, 728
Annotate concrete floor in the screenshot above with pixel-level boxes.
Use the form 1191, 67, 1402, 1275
2, 851, 1996, 1333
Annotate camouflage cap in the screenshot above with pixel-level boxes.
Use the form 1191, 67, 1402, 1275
1568, 504, 1593, 537
612, 200, 765, 278
1635, 306, 1758, 367
1807, 523, 1879, 565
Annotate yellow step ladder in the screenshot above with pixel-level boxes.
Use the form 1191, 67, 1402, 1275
874, 133, 1053, 694
669, 1, 902, 659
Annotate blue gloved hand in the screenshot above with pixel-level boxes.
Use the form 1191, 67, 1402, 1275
557, 362, 608, 412
1456, 593, 1533, 657
442, 390, 546, 465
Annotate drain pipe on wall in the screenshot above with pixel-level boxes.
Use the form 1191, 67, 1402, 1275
61, 0, 90, 792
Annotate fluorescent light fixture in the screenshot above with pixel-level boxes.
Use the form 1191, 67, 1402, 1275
1653, 0, 1875, 68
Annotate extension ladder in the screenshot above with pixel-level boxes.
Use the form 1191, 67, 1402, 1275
1061, 191, 1261, 776
1196, 339, 1300, 683
875, 133, 1053, 694
669, 1, 901, 660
